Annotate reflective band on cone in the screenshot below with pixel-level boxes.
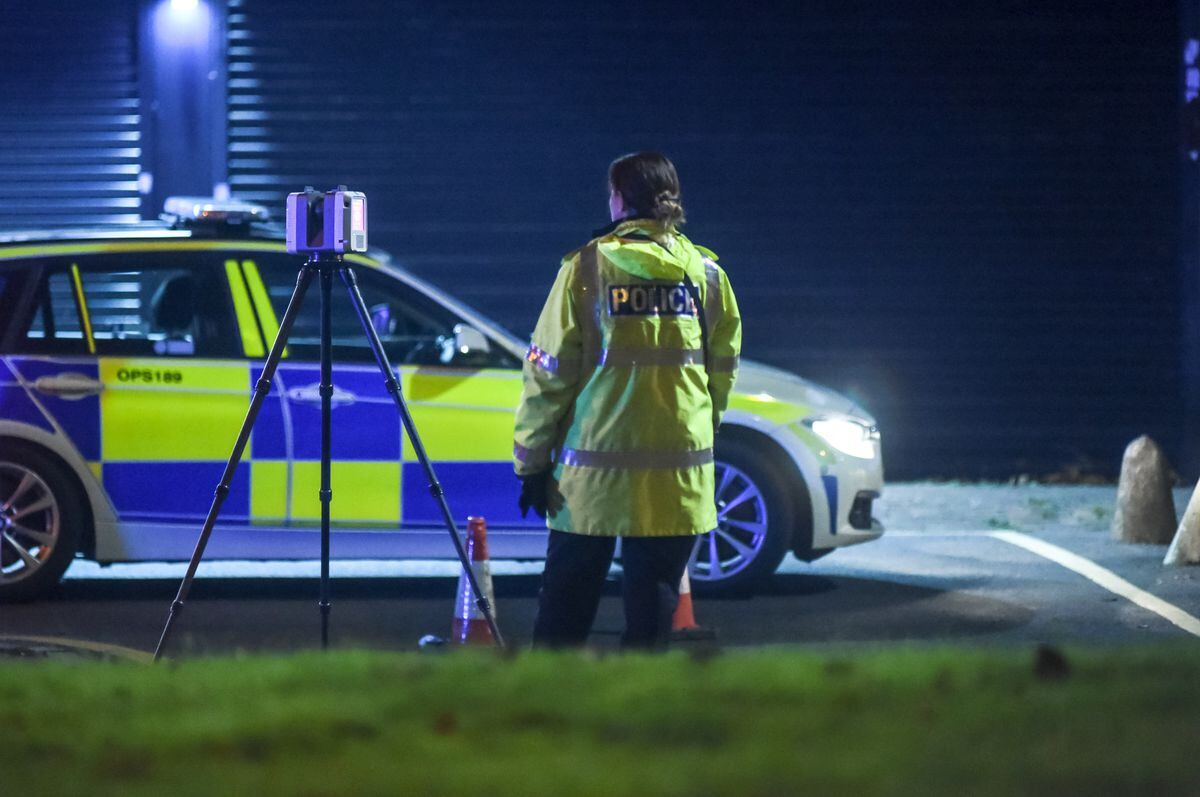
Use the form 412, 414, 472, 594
671, 570, 717, 642
453, 516, 497, 645
672, 570, 700, 631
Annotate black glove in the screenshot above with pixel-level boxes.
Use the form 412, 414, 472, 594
518, 470, 552, 519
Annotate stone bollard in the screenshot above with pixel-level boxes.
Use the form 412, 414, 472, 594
1165, 479, 1200, 565
1112, 436, 1176, 544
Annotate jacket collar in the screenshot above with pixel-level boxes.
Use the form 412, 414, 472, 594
585, 213, 662, 237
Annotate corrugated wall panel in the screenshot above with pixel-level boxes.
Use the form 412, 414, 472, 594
0, 3, 142, 228
227, 0, 1181, 479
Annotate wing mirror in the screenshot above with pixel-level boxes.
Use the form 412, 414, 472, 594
439, 323, 491, 364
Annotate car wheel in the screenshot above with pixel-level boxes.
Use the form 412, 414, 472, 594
689, 436, 795, 596
0, 442, 84, 602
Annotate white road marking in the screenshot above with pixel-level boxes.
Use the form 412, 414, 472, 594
989, 531, 1200, 639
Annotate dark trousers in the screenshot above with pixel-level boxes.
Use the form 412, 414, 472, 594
532, 530, 696, 651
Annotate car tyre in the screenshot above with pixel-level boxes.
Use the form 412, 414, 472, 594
0, 441, 84, 602
690, 435, 795, 597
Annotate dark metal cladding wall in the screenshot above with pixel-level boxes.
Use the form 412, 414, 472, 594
227, 0, 1182, 479
0, 2, 142, 228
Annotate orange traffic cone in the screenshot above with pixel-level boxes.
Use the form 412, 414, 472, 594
671, 570, 716, 641
453, 516, 497, 645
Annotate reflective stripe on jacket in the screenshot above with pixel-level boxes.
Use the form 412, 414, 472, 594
513, 218, 742, 537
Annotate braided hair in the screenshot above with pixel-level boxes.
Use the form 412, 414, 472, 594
608, 151, 686, 229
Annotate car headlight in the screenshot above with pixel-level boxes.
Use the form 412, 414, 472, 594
806, 418, 878, 459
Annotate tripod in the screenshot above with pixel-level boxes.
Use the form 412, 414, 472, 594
153, 254, 504, 660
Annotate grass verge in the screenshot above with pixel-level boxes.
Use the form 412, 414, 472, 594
2, 645, 1199, 796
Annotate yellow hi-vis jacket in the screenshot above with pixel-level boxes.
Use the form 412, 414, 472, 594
513, 217, 742, 537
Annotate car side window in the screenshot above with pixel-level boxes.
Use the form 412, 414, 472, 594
20, 266, 87, 354
254, 257, 507, 366
89, 257, 239, 358
19, 256, 240, 358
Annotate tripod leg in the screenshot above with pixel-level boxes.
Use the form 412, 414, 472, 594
318, 264, 334, 649
153, 266, 316, 662
337, 266, 505, 649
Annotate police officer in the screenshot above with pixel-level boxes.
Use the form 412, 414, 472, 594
514, 151, 742, 649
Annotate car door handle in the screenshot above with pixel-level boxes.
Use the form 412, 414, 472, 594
286, 383, 357, 407
32, 373, 105, 399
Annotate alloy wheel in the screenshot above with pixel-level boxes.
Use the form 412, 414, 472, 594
690, 461, 769, 582
0, 463, 61, 585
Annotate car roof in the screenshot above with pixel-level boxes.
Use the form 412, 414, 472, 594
0, 220, 396, 266
0, 219, 282, 246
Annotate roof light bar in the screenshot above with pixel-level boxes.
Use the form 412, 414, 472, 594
162, 196, 270, 226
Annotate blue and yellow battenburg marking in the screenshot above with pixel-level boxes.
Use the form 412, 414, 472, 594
399, 368, 526, 525
0, 358, 55, 434
607, 283, 697, 316
4, 359, 101, 457
97, 357, 259, 522
7, 357, 530, 528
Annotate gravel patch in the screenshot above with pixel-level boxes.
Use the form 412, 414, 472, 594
877, 482, 1195, 535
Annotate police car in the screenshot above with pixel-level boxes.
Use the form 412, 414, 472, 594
0, 200, 883, 601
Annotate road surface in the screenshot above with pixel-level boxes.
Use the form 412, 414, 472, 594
2, 526, 1196, 660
